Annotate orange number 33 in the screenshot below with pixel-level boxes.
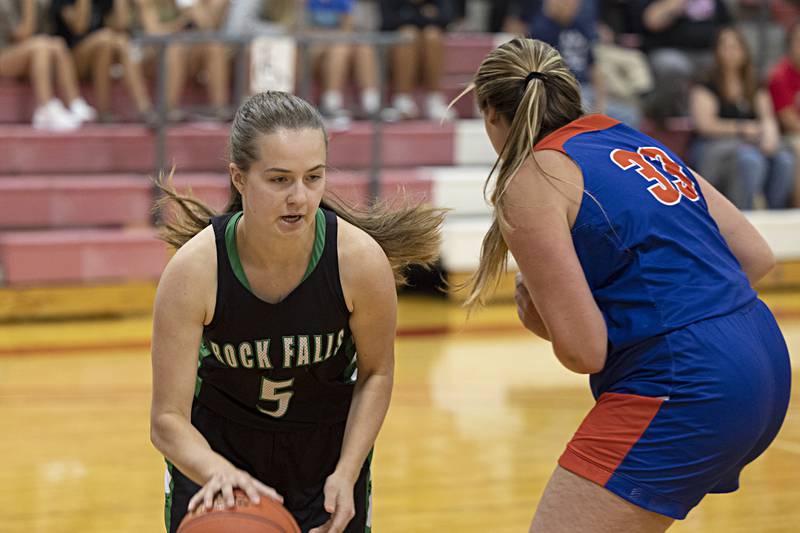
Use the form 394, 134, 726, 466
610, 146, 699, 205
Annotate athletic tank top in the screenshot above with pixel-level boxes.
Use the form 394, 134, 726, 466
195, 208, 357, 430
534, 115, 756, 391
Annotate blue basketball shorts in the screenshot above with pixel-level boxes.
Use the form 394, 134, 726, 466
558, 299, 792, 519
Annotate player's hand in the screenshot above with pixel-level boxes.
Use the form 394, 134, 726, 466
187, 466, 283, 512
515, 272, 551, 340
308, 472, 356, 533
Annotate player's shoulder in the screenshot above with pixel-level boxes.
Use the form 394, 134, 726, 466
159, 224, 217, 286
334, 214, 396, 312
335, 215, 393, 285
510, 149, 584, 207
336, 215, 388, 265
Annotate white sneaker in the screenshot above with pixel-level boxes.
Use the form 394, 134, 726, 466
392, 93, 419, 120
360, 88, 381, 118
425, 92, 456, 122
320, 91, 352, 131
69, 97, 97, 123
32, 99, 81, 132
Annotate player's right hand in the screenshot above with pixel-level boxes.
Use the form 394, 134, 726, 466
187, 466, 283, 511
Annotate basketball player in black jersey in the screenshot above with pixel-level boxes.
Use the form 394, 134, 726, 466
149, 91, 445, 533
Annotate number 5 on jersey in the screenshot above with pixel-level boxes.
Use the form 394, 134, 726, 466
610, 146, 699, 205
258, 377, 294, 417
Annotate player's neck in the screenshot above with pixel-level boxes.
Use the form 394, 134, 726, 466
237, 215, 315, 273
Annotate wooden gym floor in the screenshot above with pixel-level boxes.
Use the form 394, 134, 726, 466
1, 293, 798, 532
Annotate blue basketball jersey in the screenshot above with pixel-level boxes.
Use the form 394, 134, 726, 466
534, 115, 756, 391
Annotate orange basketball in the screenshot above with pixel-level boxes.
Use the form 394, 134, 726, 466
177, 489, 300, 533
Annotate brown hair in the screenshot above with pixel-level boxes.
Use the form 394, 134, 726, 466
155, 91, 446, 286
711, 26, 758, 110
456, 38, 583, 308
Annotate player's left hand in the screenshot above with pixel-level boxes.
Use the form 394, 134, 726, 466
308, 473, 355, 533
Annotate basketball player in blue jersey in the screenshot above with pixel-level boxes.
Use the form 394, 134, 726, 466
461, 38, 792, 531
149, 91, 445, 533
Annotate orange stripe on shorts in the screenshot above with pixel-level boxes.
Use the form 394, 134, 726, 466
558, 392, 664, 486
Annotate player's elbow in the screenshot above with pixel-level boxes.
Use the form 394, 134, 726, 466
741, 242, 776, 285
552, 336, 607, 374
149, 412, 171, 452
751, 247, 776, 283
149, 418, 163, 450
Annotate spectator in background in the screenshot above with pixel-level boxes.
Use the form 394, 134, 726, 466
595, 1, 653, 116
634, 0, 730, 121
379, 0, 457, 121
529, 0, 641, 127
136, 0, 231, 121
689, 26, 794, 210
0, 0, 95, 130
222, 0, 297, 36
768, 21, 800, 207
306, 0, 381, 125
451, 0, 529, 33
52, 0, 155, 122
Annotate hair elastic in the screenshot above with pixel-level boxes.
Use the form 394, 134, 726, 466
524, 71, 547, 86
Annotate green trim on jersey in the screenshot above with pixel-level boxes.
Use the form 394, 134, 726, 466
225, 211, 250, 290
224, 209, 326, 293
303, 209, 327, 282
195, 340, 212, 397
164, 460, 175, 532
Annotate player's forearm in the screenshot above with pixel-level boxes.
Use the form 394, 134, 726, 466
151, 411, 234, 485
335, 372, 393, 482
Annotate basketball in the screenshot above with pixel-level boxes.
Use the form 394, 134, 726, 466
176, 490, 300, 533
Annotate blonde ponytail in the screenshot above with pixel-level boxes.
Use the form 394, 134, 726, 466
457, 38, 583, 308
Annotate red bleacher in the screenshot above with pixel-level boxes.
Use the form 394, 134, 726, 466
0, 33, 690, 289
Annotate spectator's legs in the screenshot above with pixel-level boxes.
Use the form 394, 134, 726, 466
207, 0, 230, 26
391, 26, 420, 118
166, 44, 190, 115
765, 147, 796, 209
49, 37, 80, 104
0, 36, 54, 105
693, 138, 740, 204
0, 37, 80, 130
420, 26, 444, 93
420, 25, 455, 121
72, 29, 116, 114
204, 43, 231, 113
111, 33, 153, 115
49, 36, 97, 122
320, 43, 352, 116
734, 144, 768, 210
354, 44, 380, 117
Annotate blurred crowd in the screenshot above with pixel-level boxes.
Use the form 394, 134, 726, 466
1, 0, 800, 209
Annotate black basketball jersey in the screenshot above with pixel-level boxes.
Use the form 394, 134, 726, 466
195, 208, 357, 431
